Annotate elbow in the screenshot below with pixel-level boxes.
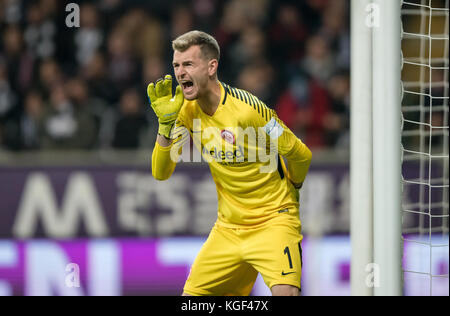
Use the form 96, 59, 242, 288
305, 147, 312, 164
299, 142, 312, 166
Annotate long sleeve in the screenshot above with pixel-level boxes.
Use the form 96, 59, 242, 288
248, 100, 312, 185
283, 137, 312, 185
151, 113, 189, 180
271, 112, 312, 185
151, 141, 177, 180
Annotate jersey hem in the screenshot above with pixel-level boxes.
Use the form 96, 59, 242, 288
215, 207, 301, 230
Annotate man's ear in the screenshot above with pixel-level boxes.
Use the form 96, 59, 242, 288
208, 59, 218, 77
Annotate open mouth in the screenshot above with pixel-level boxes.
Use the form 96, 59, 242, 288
182, 81, 194, 92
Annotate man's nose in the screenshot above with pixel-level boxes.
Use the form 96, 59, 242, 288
176, 66, 186, 78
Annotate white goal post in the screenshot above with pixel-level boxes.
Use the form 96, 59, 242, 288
350, 0, 403, 296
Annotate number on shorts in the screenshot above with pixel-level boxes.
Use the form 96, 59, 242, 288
284, 246, 293, 269
284, 243, 303, 270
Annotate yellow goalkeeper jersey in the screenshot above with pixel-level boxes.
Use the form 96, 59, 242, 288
152, 81, 312, 228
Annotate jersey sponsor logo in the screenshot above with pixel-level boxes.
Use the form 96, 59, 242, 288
202, 145, 245, 162
263, 117, 284, 139
221, 129, 235, 145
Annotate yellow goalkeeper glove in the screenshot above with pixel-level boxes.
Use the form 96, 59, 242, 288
147, 75, 184, 139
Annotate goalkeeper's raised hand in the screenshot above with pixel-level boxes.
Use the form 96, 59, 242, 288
147, 75, 184, 139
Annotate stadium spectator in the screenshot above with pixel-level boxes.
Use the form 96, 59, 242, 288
81, 51, 119, 104
170, 6, 195, 39
191, 0, 217, 33
323, 70, 350, 148
236, 60, 277, 107
302, 0, 330, 31
118, 9, 166, 59
319, 0, 350, 70
40, 83, 96, 149
300, 34, 335, 85
268, 3, 308, 65
107, 28, 138, 92
0, 0, 351, 152
276, 70, 331, 149
74, 3, 104, 67
213, 0, 250, 58
112, 88, 149, 149
2, 90, 45, 150
0, 61, 18, 126
20, 90, 45, 150
228, 25, 267, 81
2, 24, 34, 94
38, 58, 64, 98
142, 56, 165, 86
65, 77, 107, 147
23, 1, 57, 59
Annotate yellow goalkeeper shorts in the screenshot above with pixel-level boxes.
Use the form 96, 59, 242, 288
183, 211, 303, 296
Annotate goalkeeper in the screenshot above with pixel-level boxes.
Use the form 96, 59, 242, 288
148, 30, 312, 296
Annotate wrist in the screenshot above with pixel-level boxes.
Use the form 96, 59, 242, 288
158, 122, 175, 139
157, 134, 173, 147
158, 133, 172, 140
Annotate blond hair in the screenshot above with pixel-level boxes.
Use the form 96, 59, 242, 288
172, 30, 220, 61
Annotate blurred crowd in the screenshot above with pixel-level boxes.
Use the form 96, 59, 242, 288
0, 0, 350, 151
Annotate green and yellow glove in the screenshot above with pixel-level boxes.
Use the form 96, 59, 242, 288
147, 75, 184, 139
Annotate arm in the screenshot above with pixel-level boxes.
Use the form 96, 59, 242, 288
151, 125, 187, 180
147, 75, 184, 180
151, 135, 176, 180
272, 113, 312, 188
282, 137, 312, 189
252, 104, 312, 188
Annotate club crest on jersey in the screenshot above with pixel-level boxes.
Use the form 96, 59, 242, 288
221, 129, 235, 144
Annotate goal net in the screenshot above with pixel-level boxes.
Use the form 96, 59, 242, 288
401, 0, 449, 296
